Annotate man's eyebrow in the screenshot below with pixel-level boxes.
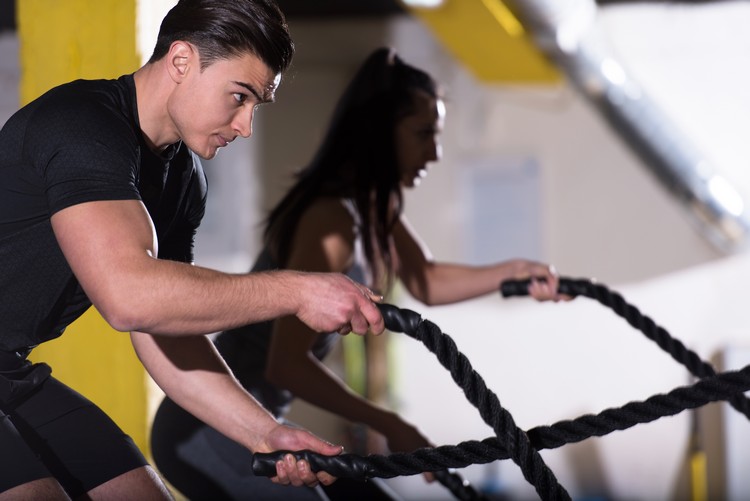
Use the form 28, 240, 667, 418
232, 81, 275, 103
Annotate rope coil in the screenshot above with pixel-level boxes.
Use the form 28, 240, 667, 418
252, 277, 750, 500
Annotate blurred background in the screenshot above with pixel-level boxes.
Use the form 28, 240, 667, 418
2, 1, 750, 499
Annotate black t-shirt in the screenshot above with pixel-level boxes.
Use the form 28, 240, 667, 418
0, 74, 207, 352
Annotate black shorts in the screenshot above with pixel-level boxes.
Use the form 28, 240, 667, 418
0, 355, 148, 497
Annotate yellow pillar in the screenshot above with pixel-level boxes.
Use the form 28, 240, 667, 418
18, 0, 148, 453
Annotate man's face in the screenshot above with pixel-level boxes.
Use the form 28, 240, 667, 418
168, 50, 281, 160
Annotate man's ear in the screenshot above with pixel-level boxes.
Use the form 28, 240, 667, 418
166, 41, 196, 83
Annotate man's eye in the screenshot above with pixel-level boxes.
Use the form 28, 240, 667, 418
233, 93, 247, 104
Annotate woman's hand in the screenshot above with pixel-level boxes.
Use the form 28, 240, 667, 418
511, 260, 571, 302
379, 412, 436, 482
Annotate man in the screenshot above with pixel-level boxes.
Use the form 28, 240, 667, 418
0, 0, 384, 498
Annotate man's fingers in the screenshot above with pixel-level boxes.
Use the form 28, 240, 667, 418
299, 274, 386, 335
349, 314, 369, 335
275, 455, 315, 488
296, 460, 319, 487
317, 471, 337, 486
274, 458, 290, 485
348, 309, 383, 335
348, 284, 385, 335
362, 298, 385, 334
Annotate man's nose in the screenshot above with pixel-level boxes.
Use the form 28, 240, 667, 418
233, 107, 254, 138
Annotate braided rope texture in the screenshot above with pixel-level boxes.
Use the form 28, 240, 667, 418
253, 279, 750, 500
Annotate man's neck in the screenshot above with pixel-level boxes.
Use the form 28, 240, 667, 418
133, 63, 179, 153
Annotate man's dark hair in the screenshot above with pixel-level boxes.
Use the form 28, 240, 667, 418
148, 0, 294, 74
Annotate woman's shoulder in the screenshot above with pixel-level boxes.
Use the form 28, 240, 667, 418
288, 197, 358, 272
297, 197, 357, 249
301, 197, 357, 230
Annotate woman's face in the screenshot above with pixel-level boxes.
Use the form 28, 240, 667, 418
395, 91, 445, 188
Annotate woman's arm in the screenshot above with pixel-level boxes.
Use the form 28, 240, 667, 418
266, 316, 431, 454
265, 199, 432, 453
393, 214, 564, 305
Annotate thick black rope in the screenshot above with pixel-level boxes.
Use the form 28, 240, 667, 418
255, 304, 570, 501
501, 277, 750, 420
252, 365, 750, 472
253, 278, 750, 500
411, 315, 570, 500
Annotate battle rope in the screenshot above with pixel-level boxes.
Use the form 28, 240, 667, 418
501, 278, 750, 419
255, 303, 569, 501
252, 277, 750, 500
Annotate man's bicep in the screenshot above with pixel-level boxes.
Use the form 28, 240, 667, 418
50, 199, 157, 307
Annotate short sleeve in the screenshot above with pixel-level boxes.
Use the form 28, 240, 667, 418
22, 92, 142, 215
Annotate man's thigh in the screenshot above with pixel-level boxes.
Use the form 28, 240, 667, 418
5, 375, 148, 498
0, 409, 53, 493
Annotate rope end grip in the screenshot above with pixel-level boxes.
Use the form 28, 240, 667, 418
251, 450, 372, 481
500, 277, 582, 298
377, 303, 422, 334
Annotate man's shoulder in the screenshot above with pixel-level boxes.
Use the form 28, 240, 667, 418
22, 76, 138, 153
38, 77, 133, 123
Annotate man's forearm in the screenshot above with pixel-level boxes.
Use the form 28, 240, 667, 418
131, 331, 278, 451
112, 263, 301, 335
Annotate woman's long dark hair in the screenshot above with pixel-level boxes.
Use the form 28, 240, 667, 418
264, 47, 440, 291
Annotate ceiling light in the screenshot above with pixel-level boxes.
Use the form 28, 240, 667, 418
402, 0, 445, 8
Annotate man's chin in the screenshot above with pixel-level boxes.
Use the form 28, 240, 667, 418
197, 147, 221, 161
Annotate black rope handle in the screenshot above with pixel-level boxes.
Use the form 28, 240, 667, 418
501, 277, 750, 420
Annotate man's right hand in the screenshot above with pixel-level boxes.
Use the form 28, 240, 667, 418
291, 272, 385, 336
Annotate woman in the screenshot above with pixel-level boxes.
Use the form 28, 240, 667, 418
150, 47, 565, 501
